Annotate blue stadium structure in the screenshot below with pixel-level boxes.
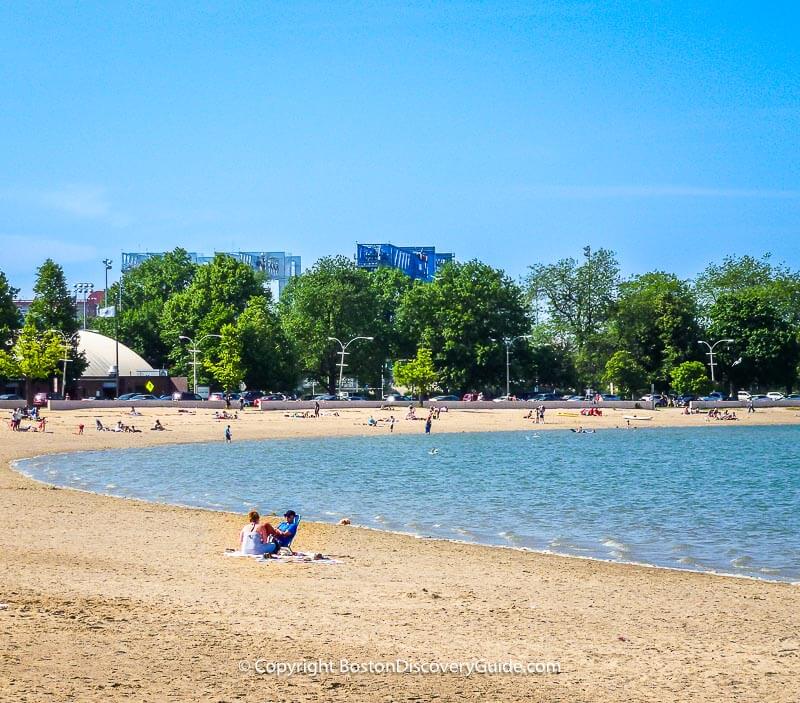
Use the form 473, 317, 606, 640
121, 251, 301, 297
355, 244, 454, 282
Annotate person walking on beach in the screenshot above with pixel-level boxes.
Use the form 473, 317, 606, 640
314, 401, 320, 418
224, 425, 232, 443
389, 415, 395, 433
425, 416, 432, 434
747, 398, 755, 413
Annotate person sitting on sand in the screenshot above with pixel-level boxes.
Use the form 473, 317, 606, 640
151, 419, 165, 431
239, 511, 278, 556
367, 415, 377, 426
129, 406, 141, 416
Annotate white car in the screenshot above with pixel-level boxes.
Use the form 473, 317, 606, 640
766, 392, 785, 401
737, 391, 752, 401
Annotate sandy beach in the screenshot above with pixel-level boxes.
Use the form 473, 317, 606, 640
2, 405, 799, 702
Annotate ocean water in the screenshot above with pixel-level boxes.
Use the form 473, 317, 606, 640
14, 426, 800, 582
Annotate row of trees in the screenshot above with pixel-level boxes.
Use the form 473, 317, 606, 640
2, 248, 800, 398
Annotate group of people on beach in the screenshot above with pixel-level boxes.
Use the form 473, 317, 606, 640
8, 407, 47, 432
523, 405, 547, 423
239, 510, 299, 556
706, 408, 739, 421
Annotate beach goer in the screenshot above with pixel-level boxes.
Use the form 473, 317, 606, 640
239, 511, 276, 555
77, 423, 84, 435
225, 425, 232, 443
389, 416, 395, 432
747, 399, 755, 413
239, 396, 245, 411
260, 510, 299, 553
425, 416, 432, 434
37, 416, 46, 432
152, 419, 164, 431
314, 401, 320, 418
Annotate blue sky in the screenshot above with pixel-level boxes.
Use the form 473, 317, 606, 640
2, 1, 798, 296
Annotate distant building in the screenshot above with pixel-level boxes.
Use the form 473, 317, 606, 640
355, 244, 454, 282
13, 290, 105, 323
121, 251, 302, 298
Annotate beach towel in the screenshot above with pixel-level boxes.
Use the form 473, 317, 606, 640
224, 550, 340, 564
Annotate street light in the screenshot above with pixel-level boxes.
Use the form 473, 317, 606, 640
698, 339, 734, 383
492, 335, 532, 398
49, 329, 80, 396
102, 259, 113, 307
73, 282, 94, 329
179, 333, 222, 394
327, 336, 374, 396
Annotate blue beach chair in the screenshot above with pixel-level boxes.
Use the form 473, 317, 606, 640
274, 514, 301, 555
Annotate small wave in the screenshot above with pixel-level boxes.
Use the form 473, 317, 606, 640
105, 484, 117, 489
677, 556, 702, 566
731, 555, 754, 568
602, 539, 630, 552
373, 515, 387, 524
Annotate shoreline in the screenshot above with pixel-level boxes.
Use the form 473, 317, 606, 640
3, 406, 800, 701
11, 447, 799, 588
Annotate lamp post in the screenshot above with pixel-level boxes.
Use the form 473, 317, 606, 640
73, 282, 94, 329
179, 333, 221, 394
492, 335, 532, 398
698, 339, 734, 383
327, 336, 374, 396
49, 329, 80, 396
102, 259, 113, 307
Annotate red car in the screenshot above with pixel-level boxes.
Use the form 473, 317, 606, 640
33, 392, 62, 407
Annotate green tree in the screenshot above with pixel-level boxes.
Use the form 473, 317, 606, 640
671, 361, 713, 396
204, 323, 245, 392
26, 259, 86, 384
160, 254, 264, 382
93, 249, 196, 367
525, 246, 620, 384
237, 295, 298, 392
279, 256, 379, 393
601, 351, 647, 398
396, 260, 531, 393
393, 347, 438, 402
0, 319, 64, 401
608, 272, 701, 388
0, 270, 21, 353
27, 259, 78, 334
708, 289, 800, 391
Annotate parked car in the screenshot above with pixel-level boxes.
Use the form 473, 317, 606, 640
493, 395, 522, 402
528, 393, 561, 402
172, 391, 204, 401
33, 392, 62, 406
640, 394, 669, 406
116, 392, 139, 401
338, 394, 366, 401
565, 395, 585, 401
737, 391, 752, 401
129, 394, 158, 401
698, 392, 729, 402
675, 394, 697, 407
208, 392, 242, 402
749, 394, 768, 401
158, 394, 173, 400
431, 395, 460, 401
600, 394, 621, 401
0, 393, 23, 401
239, 390, 264, 406
383, 394, 411, 402
766, 392, 785, 401
785, 393, 800, 400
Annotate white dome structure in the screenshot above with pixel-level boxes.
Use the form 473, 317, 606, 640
77, 330, 155, 377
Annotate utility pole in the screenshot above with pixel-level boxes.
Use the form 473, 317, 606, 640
698, 339, 734, 383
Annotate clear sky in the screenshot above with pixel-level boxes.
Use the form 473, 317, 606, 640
2, 1, 798, 296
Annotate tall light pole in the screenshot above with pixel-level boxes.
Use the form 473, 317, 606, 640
49, 329, 80, 396
102, 259, 113, 307
73, 282, 94, 329
492, 335, 532, 398
327, 336, 374, 396
698, 339, 734, 383
179, 333, 221, 393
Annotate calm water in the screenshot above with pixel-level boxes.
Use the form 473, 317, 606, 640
14, 426, 800, 582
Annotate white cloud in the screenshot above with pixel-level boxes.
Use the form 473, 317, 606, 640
0, 184, 131, 226
0, 234, 98, 269
521, 185, 800, 199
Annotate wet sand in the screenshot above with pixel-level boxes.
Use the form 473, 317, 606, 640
1, 405, 799, 701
